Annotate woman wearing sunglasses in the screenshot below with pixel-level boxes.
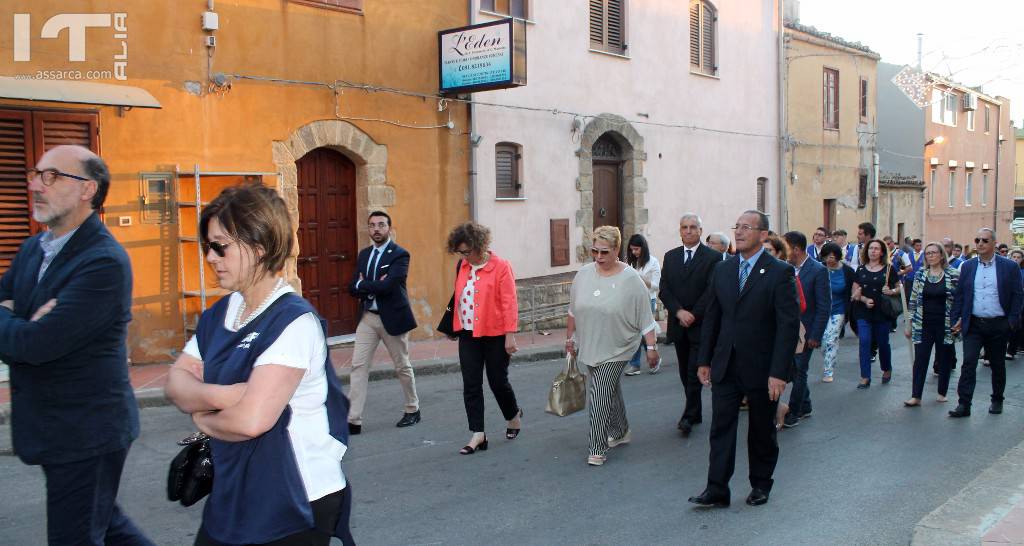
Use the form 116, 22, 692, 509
165, 184, 354, 546
567, 226, 659, 466
445, 222, 523, 455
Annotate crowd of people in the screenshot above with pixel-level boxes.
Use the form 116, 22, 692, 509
5, 144, 1023, 544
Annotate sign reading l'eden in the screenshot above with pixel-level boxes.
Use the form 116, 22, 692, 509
438, 18, 526, 94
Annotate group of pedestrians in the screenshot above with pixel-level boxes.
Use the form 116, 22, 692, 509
4, 144, 1021, 544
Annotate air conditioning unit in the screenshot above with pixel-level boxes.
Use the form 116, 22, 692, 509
962, 93, 978, 111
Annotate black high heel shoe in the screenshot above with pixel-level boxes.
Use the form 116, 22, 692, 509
506, 409, 524, 440
459, 436, 488, 455
881, 371, 892, 384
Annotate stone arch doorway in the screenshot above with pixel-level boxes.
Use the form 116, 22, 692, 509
273, 119, 392, 336
575, 115, 646, 262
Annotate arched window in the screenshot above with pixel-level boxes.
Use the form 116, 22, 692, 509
690, 1, 717, 76
495, 142, 523, 198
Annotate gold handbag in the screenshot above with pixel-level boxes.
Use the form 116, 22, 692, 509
546, 353, 586, 416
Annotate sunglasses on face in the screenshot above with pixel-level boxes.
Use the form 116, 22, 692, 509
26, 167, 90, 186
203, 241, 234, 257
975, 238, 991, 244
590, 247, 613, 256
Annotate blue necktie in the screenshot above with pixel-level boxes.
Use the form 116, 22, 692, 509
685, 249, 692, 265
739, 261, 751, 290
368, 248, 379, 280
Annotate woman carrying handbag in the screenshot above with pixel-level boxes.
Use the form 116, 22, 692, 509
850, 239, 902, 389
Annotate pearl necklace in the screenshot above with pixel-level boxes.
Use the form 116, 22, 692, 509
234, 278, 286, 330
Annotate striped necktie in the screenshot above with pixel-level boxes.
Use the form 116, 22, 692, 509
739, 261, 751, 290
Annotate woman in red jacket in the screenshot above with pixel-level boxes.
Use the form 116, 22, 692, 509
446, 223, 523, 455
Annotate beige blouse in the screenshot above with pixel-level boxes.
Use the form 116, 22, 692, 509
569, 263, 658, 367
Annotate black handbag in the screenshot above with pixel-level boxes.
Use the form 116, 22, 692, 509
167, 432, 213, 507
878, 266, 904, 321
436, 259, 462, 338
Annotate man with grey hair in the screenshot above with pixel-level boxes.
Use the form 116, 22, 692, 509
949, 227, 1023, 417
706, 232, 731, 260
659, 213, 720, 436
0, 145, 152, 544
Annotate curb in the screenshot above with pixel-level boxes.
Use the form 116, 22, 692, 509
911, 439, 1024, 545
0, 346, 570, 425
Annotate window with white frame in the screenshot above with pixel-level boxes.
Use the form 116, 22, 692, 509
823, 68, 839, 130
965, 171, 973, 206
929, 169, 936, 208
481, 0, 528, 19
982, 172, 989, 205
931, 90, 958, 126
967, 109, 975, 131
984, 105, 991, 132
948, 170, 956, 208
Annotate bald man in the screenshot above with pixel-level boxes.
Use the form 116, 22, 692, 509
0, 146, 152, 545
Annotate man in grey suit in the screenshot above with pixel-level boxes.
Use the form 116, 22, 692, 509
782, 231, 831, 428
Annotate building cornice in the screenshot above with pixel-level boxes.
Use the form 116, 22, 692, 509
784, 21, 880, 60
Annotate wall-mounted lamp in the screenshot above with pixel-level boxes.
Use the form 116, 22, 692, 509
924, 136, 945, 147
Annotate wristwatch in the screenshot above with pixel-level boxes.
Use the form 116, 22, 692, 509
646, 345, 657, 351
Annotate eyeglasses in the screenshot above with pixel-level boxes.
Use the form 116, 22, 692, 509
975, 237, 991, 244
203, 241, 234, 257
733, 224, 765, 233
26, 167, 90, 186
590, 247, 613, 256
455, 249, 472, 257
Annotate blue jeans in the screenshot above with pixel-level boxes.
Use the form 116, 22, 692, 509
856, 319, 892, 380
628, 298, 658, 369
788, 347, 814, 416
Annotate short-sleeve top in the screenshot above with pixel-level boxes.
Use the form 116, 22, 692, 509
632, 255, 662, 300
852, 264, 900, 323
183, 284, 346, 502
569, 263, 657, 367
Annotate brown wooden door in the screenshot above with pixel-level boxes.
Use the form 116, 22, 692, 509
593, 161, 621, 232
296, 148, 358, 336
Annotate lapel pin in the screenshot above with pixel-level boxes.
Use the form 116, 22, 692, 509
759, 269, 765, 274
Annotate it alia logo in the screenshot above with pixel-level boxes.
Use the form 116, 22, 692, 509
237, 332, 260, 349
13, 12, 128, 80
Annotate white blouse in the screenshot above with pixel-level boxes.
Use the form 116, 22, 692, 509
632, 256, 662, 300
458, 262, 486, 331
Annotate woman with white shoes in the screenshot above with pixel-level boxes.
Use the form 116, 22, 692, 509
624, 233, 663, 376
566, 226, 660, 466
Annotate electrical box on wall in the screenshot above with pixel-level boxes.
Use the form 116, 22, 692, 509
201, 12, 219, 31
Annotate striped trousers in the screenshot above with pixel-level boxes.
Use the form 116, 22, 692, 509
587, 361, 629, 456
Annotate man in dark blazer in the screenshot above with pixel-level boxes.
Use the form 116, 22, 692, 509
347, 211, 420, 434
0, 145, 152, 544
659, 213, 718, 436
782, 231, 831, 428
949, 228, 1023, 418
688, 210, 800, 508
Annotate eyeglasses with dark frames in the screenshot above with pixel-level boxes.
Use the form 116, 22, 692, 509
26, 167, 90, 186
590, 247, 613, 256
455, 248, 472, 257
203, 241, 234, 257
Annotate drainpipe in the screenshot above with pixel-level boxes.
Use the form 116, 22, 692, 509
467, 1, 478, 222
994, 101, 1002, 235
871, 152, 879, 226
774, 0, 782, 229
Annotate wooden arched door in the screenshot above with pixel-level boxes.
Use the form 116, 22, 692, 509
592, 133, 623, 235
296, 148, 358, 336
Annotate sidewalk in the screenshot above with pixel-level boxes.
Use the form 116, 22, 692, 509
0, 325, 606, 422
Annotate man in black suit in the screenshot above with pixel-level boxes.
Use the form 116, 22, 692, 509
0, 145, 153, 544
659, 213, 718, 436
782, 231, 830, 428
347, 211, 420, 434
688, 210, 800, 508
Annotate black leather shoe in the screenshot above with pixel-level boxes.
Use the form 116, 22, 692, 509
680, 420, 693, 437
782, 414, 800, 428
746, 488, 770, 506
948, 404, 971, 418
396, 411, 421, 428
688, 490, 730, 508
348, 423, 362, 435
989, 402, 1003, 414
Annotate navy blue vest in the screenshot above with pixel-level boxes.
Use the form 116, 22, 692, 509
196, 293, 352, 545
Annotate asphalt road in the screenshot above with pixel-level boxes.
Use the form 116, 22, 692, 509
1, 337, 1022, 546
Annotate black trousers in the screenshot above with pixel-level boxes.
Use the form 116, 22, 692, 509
1006, 324, 1024, 356
458, 332, 519, 432
194, 488, 351, 546
957, 316, 1010, 406
41, 446, 154, 546
674, 334, 703, 425
912, 317, 954, 399
706, 357, 779, 497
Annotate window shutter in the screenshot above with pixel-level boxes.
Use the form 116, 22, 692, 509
700, 3, 715, 74
0, 110, 34, 274
606, 0, 625, 51
33, 111, 98, 155
689, 3, 701, 67
495, 144, 520, 198
756, 177, 767, 212
589, 0, 605, 46
550, 219, 570, 267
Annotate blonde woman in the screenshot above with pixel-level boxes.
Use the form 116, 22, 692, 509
566, 226, 658, 466
903, 242, 959, 406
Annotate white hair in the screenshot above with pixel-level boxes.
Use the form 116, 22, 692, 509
709, 231, 730, 247
679, 213, 703, 228
978, 227, 996, 240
